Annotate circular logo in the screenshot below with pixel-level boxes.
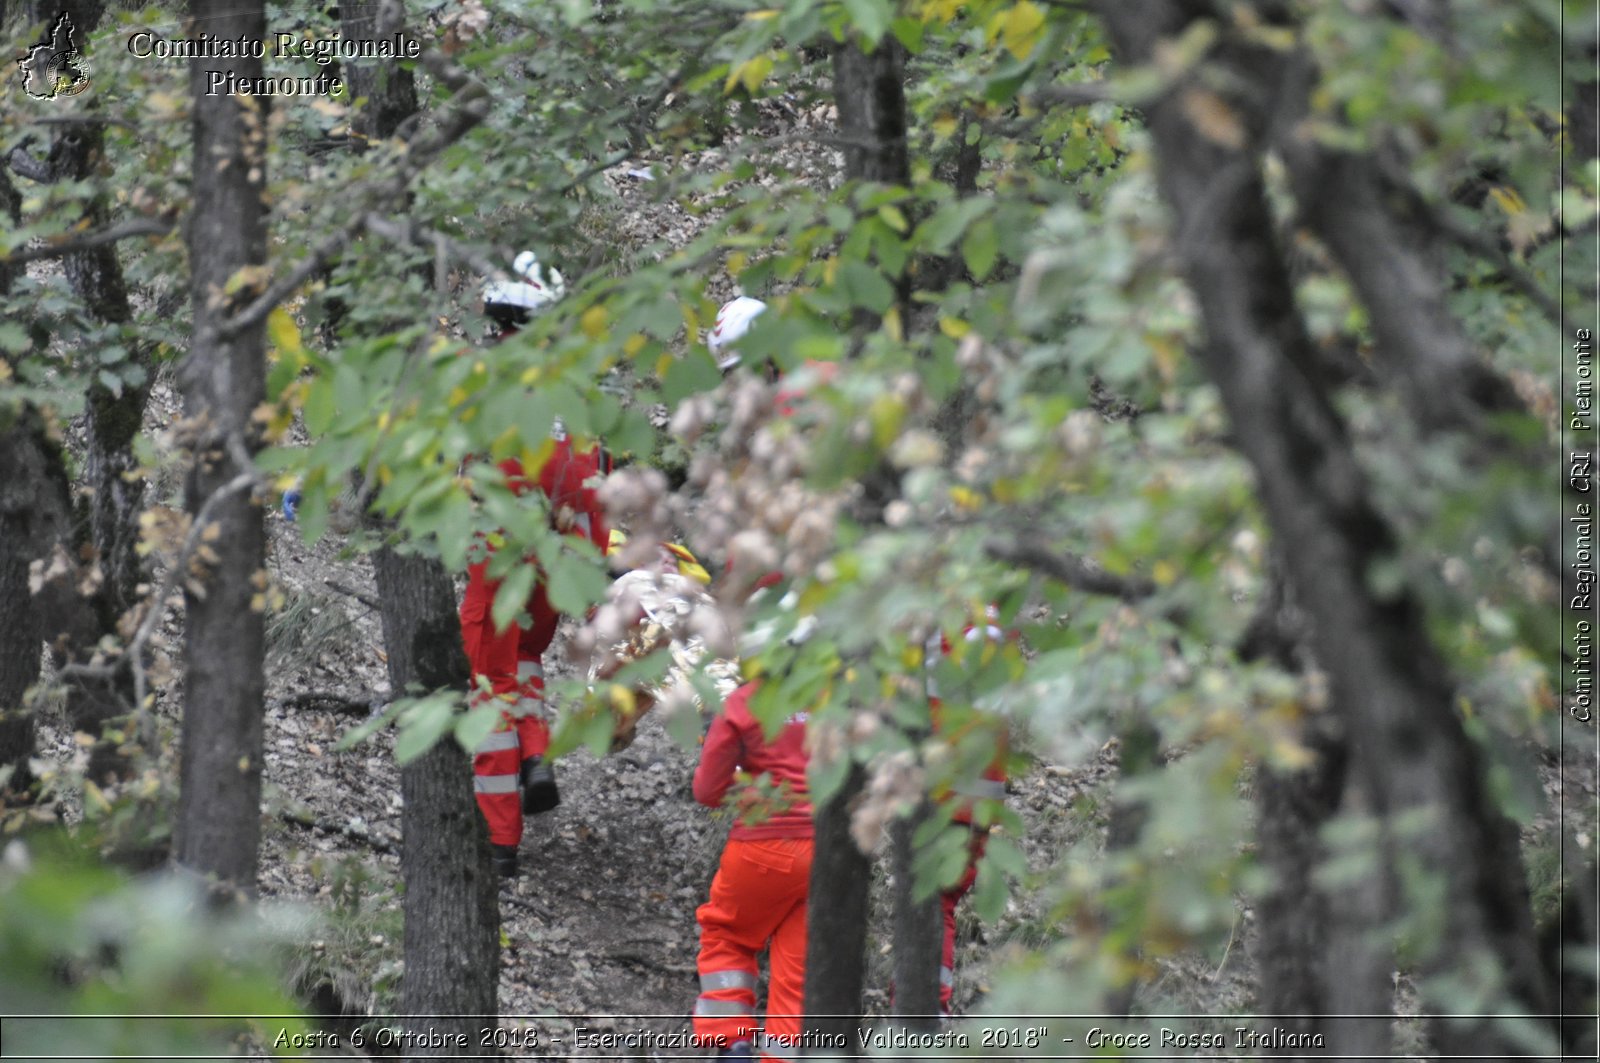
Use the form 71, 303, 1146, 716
45, 50, 90, 97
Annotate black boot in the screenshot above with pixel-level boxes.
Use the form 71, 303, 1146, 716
520, 756, 560, 815
491, 844, 519, 878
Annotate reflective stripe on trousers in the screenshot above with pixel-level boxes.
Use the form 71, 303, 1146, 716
955, 777, 1007, 800
474, 730, 520, 754
474, 774, 518, 794
700, 969, 757, 992
692, 998, 752, 1017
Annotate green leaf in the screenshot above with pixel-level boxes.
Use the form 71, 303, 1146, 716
914, 197, 991, 254
303, 378, 336, 436
543, 549, 609, 617
962, 217, 1000, 280
607, 406, 657, 459
454, 700, 503, 755
972, 846, 1009, 922
491, 562, 537, 633
837, 259, 895, 315
394, 693, 458, 764
841, 0, 894, 48
661, 351, 722, 405
0, 322, 28, 353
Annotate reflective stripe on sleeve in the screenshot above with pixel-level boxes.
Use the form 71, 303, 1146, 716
693, 998, 753, 1017
474, 774, 519, 794
474, 730, 520, 754
699, 969, 758, 992
940, 965, 954, 987
517, 660, 544, 683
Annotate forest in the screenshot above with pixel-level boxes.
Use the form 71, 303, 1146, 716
0, 0, 1596, 1060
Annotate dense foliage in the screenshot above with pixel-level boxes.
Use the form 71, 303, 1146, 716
2, 0, 1592, 1053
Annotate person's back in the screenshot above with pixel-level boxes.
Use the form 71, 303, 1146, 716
691, 682, 815, 1061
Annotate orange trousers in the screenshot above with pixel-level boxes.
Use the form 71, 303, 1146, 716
694, 837, 813, 1061
461, 584, 550, 848
938, 829, 987, 1013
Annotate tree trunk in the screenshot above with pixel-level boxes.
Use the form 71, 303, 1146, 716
800, 34, 914, 1054
16, 0, 155, 783
1238, 567, 1388, 1059
0, 169, 43, 790
1094, 4, 1551, 1054
342, 0, 418, 144
371, 544, 500, 1056
889, 803, 941, 1026
0, 410, 70, 794
172, 0, 270, 895
803, 761, 871, 1057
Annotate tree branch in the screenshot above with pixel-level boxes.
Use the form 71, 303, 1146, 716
0, 217, 179, 267
985, 539, 1157, 601
219, 11, 494, 338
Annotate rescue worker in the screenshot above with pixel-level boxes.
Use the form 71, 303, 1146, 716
707, 295, 770, 376
925, 607, 1011, 1014
462, 250, 611, 877
691, 680, 813, 1061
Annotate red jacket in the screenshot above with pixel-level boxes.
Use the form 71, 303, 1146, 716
459, 436, 610, 653
694, 682, 813, 839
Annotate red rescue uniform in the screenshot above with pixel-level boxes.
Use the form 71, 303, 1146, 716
462, 438, 609, 847
692, 682, 813, 1060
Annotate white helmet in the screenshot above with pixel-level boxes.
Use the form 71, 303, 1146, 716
483, 249, 566, 314
707, 296, 767, 369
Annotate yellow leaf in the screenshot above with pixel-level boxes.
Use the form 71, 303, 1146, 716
727, 251, 748, 277
623, 333, 647, 356
655, 353, 674, 377
1488, 185, 1527, 216
745, 8, 779, 20
725, 54, 774, 95
931, 114, 959, 139
447, 385, 470, 407
878, 204, 909, 233
1153, 560, 1177, 585
938, 317, 970, 339
519, 365, 543, 386
883, 305, 903, 342
997, 1, 1047, 61
84, 781, 111, 815
581, 305, 608, 338
267, 306, 302, 358
949, 485, 984, 510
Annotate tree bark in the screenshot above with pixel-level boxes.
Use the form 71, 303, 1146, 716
342, 0, 418, 144
800, 34, 914, 1054
10, 0, 156, 783
370, 544, 500, 1056
1093, 5, 1550, 1055
888, 802, 941, 1026
0, 168, 44, 790
803, 761, 871, 1057
0, 410, 70, 793
172, 0, 270, 895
